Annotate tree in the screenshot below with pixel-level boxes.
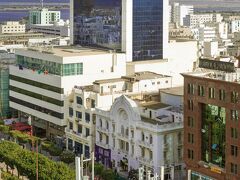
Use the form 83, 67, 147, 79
60, 151, 75, 164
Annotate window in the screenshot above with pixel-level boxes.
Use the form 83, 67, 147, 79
125, 128, 129, 137
106, 121, 109, 130
150, 135, 153, 144
131, 145, 134, 155
86, 128, 90, 137
99, 133, 102, 142
188, 83, 194, 95
231, 145, 238, 157
231, 128, 238, 139
188, 133, 194, 144
99, 119, 102, 127
121, 126, 124, 135
188, 149, 194, 160
188, 117, 194, 127
131, 130, 134, 138
219, 89, 225, 101
112, 124, 115, 132
198, 85, 204, 96
209, 87, 215, 99
188, 99, 193, 110
149, 150, 153, 160
141, 148, 145, 157
76, 96, 82, 105
78, 125, 82, 134
91, 99, 95, 108
85, 145, 90, 158
69, 107, 73, 117
126, 142, 129, 152
231, 163, 238, 174
178, 132, 182, 144
178, 148, 182, 160
231, 91, 238, 103
76, 111, 82, 119
85, 113, 90, 123
231, 110, 238, 121
106, 136, 109, 144
141, 132, 145, 141
69, 122, 73, 130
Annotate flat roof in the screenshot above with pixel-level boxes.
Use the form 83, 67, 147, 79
122, 71, 171, 81
93, 78, 125, 85
140, 101, 171, 110
127, 59, 168, 65
141, 116, 172, 125
26, 46, 113, 57
160, 86, 184, 96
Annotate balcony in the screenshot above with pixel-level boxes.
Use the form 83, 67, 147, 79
97, 126, 109, 134
117, 133, 129, 140
138, 140, 153, 148
96, 141, 110, 149
75, 117, 82, 122
138, 157, 153, 166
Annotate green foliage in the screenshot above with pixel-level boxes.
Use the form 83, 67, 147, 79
0, 141, 75, 180
0, 125, 10, 134
1, 171, 20, 180
94, 163, 104, 176
60, 151, 75, 164
0, 120, 4, 125
9, 130, 40, 144
101, 169, 116, 180
41, 141, 62, 156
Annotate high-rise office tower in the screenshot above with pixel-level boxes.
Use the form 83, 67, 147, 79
70, 0, 168, 61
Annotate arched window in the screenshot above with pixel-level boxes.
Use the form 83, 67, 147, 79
150, 135, 153, 144
125, 128, 129, 137
106, 121, 109, 130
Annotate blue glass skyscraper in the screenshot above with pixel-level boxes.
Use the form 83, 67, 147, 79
71, 0, 168, 61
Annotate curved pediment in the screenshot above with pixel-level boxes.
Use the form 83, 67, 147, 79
109, 95, 141, 123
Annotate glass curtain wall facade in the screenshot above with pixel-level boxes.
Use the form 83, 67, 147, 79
132, 0, 163, 61
0, 68, 9, 118
16, 55, 83, 76
73, 0, 122, 50
202, 104, 226, 168
73, 0, 165, 61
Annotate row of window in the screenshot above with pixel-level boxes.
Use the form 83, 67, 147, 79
10, 74, 63, 94
10, 96, 64, 119
69, 108, 90, 123
69, 122, 90, 137
188, 83, 239, 103
10, 85, 64, 106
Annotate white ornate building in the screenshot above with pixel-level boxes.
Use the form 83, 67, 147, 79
95, 93, 184, 177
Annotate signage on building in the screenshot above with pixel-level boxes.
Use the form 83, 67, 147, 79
199, 59, 235, 72
210, 166, 222, 174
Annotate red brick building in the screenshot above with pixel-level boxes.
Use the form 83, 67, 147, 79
183, 71, 240, 180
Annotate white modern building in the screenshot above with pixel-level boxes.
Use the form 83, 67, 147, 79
170, 3, 194, 26
29, 20, 70, 37
95, 87, 184, 177
0, 21, 25, 34
65, 71, 173, 158
184, 13, 223, 27
228, 19, 240, 34
29, 8, 61, 25
9, 46, 126, 138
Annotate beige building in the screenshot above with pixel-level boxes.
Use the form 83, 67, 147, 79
0, 21, 25, 34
